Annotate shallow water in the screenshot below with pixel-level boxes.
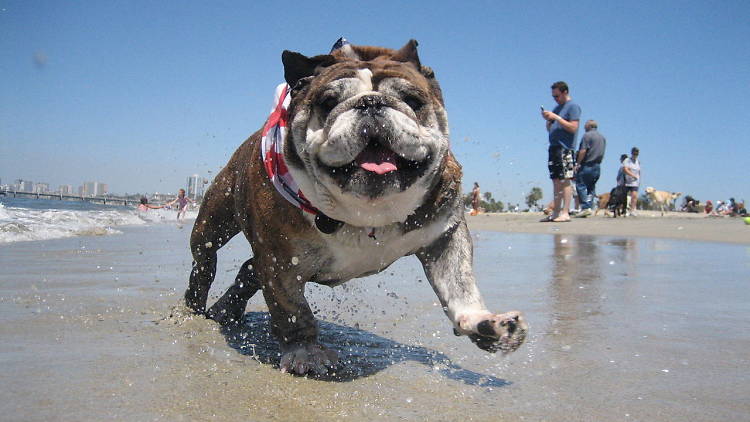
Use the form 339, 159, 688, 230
0, 225, 748, 421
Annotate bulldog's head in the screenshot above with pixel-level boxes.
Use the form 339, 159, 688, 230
281, 40, 451, 227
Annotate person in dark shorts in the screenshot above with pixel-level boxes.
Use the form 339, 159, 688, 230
540, 81, 581, 222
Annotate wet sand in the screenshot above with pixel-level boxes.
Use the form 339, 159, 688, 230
467, 211, 750, 245
1, 215, 749, 421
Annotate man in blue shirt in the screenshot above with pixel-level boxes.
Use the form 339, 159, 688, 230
540, 81, 581, 222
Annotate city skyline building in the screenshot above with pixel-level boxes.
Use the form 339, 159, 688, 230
33, 183, 50, 193
186, 174, 207, 200
15, 179, 34, 192
0, 175, 188, 198
80, 181, 108, 197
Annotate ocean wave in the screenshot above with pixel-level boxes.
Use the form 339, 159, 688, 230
0, 201, 196, 244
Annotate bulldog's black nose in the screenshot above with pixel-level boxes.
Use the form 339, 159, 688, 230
354, 95, 385, 115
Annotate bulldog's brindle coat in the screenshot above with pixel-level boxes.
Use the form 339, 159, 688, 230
185, 40, 527, 375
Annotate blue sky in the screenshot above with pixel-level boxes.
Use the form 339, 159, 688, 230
1, 1, 748, 206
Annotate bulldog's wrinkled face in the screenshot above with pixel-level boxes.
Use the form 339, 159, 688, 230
286, 59, 450, 227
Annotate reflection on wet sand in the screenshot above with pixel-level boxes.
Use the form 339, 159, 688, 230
548, 235, 604, 335
607, 237, 640, 278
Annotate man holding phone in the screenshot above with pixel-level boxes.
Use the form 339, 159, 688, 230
540, 81, 581, 222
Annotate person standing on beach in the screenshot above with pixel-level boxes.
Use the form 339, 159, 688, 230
164, 189, 194, 221
470, 182, 481, 216
540, 81, 581, 222
574, 120, 606, 218
622, 147, 641, 216
616, 154, 628, 186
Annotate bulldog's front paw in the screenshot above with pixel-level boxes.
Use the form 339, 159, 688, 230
279, 343, 339, 376
457, 311, 527, 354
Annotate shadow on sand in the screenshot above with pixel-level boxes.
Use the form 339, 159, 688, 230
220, 311, 510, 387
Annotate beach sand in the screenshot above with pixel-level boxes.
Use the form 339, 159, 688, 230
1, 214, 748, 421
467, 210, 750, 245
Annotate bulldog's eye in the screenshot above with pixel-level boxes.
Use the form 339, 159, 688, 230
403, 95, 425, 112
318, 96, 339, 115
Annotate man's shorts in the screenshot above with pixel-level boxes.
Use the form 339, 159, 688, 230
548, 146, 575, 180
625, 186, 639, 193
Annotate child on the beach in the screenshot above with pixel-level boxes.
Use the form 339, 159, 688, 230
163, 189, 194, 221
137, 196, 163, 211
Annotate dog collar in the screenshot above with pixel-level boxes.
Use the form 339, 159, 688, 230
260, 83, 344, 234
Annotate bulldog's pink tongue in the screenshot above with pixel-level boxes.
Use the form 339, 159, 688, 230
360, 161, 398, 175
356, 149, 399, 175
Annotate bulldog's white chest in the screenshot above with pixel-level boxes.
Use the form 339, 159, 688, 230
315, 215, 455, 283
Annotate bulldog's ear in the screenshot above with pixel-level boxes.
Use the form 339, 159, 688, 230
281, 51, 336, 88
391, 39, 421, 69
423, 65, 445, 105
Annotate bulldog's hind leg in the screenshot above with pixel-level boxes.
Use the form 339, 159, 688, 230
417, 221, 528, 354
185, 202, 241, 314
206, 258, 260, 325
186, 223, 240, 314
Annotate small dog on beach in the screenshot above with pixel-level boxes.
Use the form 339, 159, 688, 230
605, 186, 628, 217
645, 187, 681, 215
594, 192, 611, 216
184, 40, 527, 376
594, 190, 627, 217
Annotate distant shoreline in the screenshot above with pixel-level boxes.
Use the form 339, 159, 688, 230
0, 189, 135, 206
466, 211, 750, 245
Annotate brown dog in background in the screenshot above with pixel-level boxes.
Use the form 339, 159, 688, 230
594, 192, 611, 216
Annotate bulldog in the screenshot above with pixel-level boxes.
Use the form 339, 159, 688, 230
185, 40, 527, 375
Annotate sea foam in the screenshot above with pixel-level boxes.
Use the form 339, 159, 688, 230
0, 201, 195, 244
